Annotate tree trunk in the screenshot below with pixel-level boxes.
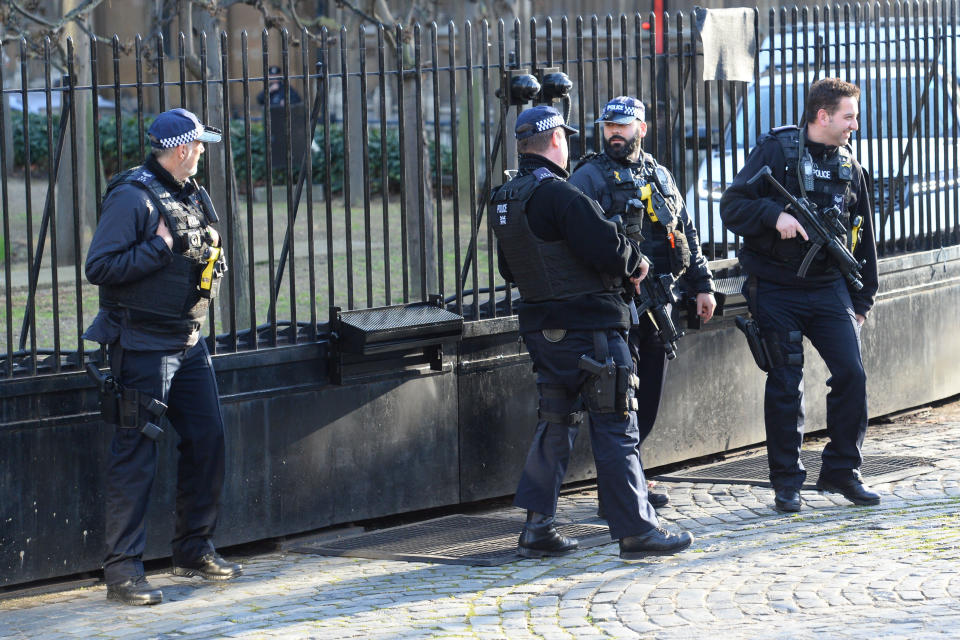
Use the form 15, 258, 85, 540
194, 8, 251, 335
401, 64, 436, 300
1, 25, 12, 178
56, 3, 95, 266
368, 1, 437, 300
345, 18, 366, 207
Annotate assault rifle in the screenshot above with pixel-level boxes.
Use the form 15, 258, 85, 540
610, 213, 685, 359
635, 271, 685, 360
747, 166, 865, 291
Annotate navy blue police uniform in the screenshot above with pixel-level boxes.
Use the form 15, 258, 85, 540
571, 149, 713, 451
84, 109, 239, 605
492, 105, 692, 559
720, 124, 879, 506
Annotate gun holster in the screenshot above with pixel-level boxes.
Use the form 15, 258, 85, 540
579, 355, 639, 415
93, 375, 168, 440
97, 380, 122, 426
734, 316, 803, 372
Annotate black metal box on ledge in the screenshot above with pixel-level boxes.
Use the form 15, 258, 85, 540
329, 296, 464, 384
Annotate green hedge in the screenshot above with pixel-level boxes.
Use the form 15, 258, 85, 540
11, 111, 452, 195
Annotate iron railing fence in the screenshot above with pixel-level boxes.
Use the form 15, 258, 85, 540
1, 2, 958, 378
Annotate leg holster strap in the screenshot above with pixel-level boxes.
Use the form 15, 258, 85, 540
538, 384, 584, 425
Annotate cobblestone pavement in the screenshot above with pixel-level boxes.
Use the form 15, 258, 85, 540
3, 400, 959, 639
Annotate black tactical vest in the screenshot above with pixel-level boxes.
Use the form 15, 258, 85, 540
491, 167, 620, 302
99, 166, 216, 332
757, 125, 857, 272
577, 152, 691, 276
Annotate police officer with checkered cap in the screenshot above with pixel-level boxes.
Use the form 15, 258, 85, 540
570, 97, 716, 514
84, 107, 241, 605
492, 104, 694, 560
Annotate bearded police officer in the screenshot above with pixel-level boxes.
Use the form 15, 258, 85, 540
570, 96, 716, 509
720, 78, 879, 513
84, 108, 241, 605
493, 105, 693, 560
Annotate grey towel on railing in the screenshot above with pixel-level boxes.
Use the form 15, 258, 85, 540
695, 8, 757, 82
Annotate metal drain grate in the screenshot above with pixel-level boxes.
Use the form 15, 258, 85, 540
655, 451, 936, 489
290, 514, 611, 566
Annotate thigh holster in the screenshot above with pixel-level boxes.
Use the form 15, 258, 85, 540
767, 330, 804, 369
118, 387, 170, 440
735, 316, 803, 372
87, 363, 169, 440
578, 331, 640, 416
738, 276, 804, 372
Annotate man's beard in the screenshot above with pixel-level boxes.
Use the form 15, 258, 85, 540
603, 131, 640, 161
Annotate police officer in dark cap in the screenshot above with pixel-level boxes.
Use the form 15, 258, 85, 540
720, 78, 879, 513
570, 96, 715, 510
84, 108, 240, 605
493, 105, 694, 560
257, 64, 302, 106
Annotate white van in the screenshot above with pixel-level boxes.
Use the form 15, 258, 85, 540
685, 26, 958, 255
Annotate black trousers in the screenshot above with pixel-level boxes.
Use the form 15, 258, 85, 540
628, 314, 670, 451
513, 329, 659, 540
745, 277, 867, 490
103, 339, 226, 585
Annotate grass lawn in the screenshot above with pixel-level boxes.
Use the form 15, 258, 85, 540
1, 175, 502, 357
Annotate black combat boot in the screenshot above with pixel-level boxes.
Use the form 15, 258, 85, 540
517, 511, 579, 558
773, 487, 802, 513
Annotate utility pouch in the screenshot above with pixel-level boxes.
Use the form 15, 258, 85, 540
615, 366, 640, 413
785, 331, 804, 366
667, 228, 692, 276
119, 387, 169, 440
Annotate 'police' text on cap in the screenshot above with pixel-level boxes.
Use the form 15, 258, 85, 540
515, 105, 579, 140
595, 96, 645, 124
147, 108, 223, 149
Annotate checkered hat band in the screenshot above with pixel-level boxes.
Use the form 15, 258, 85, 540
536, 115, 565, 132
606, 104, 638, 116
157, 125, 202, 148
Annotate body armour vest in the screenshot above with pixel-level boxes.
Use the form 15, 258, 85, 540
99, 166, 216, 332
491, 167, 620, 302
577, 152, 691, 276
751, 125, 857, 273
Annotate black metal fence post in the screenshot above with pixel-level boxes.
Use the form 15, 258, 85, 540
2, 5, 960, 376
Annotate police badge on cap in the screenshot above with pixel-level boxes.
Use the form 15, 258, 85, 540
596, 96, 646, 124
147, 108, 223, 149
515, 105, 579, 140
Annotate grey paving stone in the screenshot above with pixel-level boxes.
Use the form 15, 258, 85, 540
6, 405, 960, 638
